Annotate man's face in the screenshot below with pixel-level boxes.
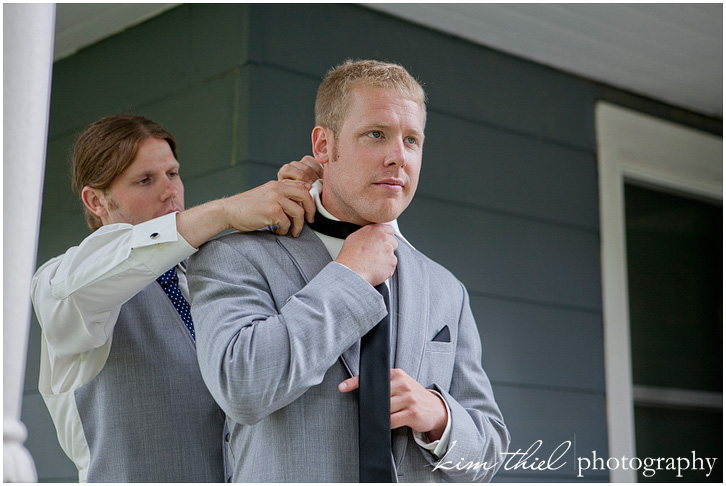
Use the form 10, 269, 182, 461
317, 85, 424, 226
97, 137, 185, 226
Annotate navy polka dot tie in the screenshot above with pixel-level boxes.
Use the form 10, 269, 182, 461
157, 267, 195, 341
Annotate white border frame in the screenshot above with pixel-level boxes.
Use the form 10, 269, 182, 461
595, 102, 722, 482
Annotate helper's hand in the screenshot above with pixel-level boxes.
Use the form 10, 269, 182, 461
222, 180, 315, 237
277, 156, 323, 184
335, 224, 397, 287
338, 369, 448, 440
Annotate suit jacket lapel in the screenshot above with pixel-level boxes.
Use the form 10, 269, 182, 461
392, 242, 429, 380
275, 225, 332, 282
276, 225, 360, 377
392, 242, 430, 464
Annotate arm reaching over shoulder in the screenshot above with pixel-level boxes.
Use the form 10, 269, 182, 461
178, 156, 321, 248
36, 156, 321, 357
177, 180, 315, 247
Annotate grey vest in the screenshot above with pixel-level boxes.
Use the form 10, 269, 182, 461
75, 281, 225, 482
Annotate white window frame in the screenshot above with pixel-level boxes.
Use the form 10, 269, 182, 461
595, 102, 722, 482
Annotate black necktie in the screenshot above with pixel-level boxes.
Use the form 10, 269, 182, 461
307, 216, 395, 482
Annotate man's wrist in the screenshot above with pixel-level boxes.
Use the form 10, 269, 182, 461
176, 199, 230, 249
209, 197, 232, 231
425, 390, 448, 441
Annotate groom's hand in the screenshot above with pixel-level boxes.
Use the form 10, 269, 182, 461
335, 224, 397, 287
338, 369, 448, 440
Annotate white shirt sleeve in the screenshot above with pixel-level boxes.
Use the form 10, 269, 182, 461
412, 389, 453, 458
32, 212, 196, 366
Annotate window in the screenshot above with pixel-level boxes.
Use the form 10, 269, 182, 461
626, 183, 722, 482
596, 102, 722, 482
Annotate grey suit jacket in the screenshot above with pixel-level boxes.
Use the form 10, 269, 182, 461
188, 226, 509, 482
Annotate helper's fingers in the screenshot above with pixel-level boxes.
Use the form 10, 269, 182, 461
275, 196, 307, 237
278, 158, 322, 183
286, 186, 316, 224
272, 207, 292, 236
297, 156, 324, 180
277, 161, 306, 182
274, 180, 316, 223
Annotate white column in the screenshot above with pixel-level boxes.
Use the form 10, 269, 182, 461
3, 3, 56, 482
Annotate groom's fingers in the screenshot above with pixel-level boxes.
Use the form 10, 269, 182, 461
338, 376, 359, 393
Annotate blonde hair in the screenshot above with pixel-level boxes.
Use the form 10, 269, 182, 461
72, 115, 177, 230
315, 59, 426, 136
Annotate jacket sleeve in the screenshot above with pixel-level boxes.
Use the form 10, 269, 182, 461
188, 236, 387, 425
423, 283, 510, 482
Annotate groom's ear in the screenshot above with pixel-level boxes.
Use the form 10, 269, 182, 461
311, 126, 332, 165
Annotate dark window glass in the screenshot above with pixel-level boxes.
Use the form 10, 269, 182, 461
634, 406, 722, 483
625, 183, 722, 392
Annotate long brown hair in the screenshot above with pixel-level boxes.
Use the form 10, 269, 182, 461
72, 115, 177, 230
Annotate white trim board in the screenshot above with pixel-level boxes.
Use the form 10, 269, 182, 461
597, 104, 722, 199
633, 386, 723, 411
595, 102, 722, 483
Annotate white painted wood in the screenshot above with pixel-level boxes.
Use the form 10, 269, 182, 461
633, 386, 723, 411
600, 105, 722, 199
53, 3, 179, 60
596, 116, 637, 482
3, 3, 56, 481
595, 101, 722, 483
364, 4, 722, 117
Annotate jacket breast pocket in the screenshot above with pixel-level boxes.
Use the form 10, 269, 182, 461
420, 340, 455, 391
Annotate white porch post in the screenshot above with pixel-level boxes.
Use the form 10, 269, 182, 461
3, 3, 56, 482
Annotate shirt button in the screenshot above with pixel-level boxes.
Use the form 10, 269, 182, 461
157, 243, 165, 251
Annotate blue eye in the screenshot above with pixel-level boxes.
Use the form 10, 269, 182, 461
405, 136, 417, 145
368, 131, 382, 139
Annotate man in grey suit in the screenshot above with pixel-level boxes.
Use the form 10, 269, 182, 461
188, 59, 509, 482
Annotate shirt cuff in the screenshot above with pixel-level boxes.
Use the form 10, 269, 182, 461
131, 212, 197, 275
412, 389, 452, 459
130, 212, 182, 247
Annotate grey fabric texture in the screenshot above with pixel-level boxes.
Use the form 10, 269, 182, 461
188, 226, 509, 482
75, 281, 225, 482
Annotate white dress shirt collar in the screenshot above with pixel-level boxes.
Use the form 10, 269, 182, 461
309, 180, 413, 260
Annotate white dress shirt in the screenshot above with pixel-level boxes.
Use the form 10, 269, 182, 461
309, 180, 452, 458
31, 212, 196, 481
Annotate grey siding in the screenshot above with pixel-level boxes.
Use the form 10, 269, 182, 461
25, 4, 719, 482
